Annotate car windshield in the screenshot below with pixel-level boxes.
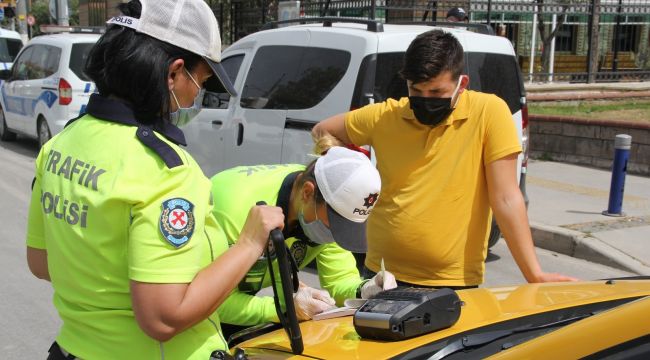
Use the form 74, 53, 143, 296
0, 38, 23, 63
69, 43, 95, 81
395, 297, 641, 360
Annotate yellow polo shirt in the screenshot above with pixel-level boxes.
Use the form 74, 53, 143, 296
345, 91, 521, 286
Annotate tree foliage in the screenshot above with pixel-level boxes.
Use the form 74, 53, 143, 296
534, 0, 588, 74
29, 0, 80, 35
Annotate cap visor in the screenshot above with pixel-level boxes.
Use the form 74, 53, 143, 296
327, 205, 367, 253
204, 57, 238, 97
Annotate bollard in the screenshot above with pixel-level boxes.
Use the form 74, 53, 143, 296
602, 134, 632, 217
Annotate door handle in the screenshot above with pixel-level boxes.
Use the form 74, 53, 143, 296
237, 123, 244, 146
212, 120, 223, 127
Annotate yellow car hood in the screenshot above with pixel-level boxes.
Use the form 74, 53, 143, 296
234, 280, 650, 359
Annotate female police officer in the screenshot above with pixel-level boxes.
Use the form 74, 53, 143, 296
211, 140, 397, 338
25, 1, 283, 358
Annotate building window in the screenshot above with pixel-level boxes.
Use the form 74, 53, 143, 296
613, 25, 640, 52
555, 24, 575, 52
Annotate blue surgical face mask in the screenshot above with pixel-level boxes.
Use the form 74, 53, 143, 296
298, 202, 336, 246
170, 68, 205, 127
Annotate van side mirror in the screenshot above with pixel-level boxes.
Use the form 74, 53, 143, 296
203, 92, 231, 109
0, 69, 11, 81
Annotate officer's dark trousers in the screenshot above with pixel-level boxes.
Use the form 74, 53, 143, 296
47, 342, 75, 359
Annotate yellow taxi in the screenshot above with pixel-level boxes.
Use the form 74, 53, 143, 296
230, 277, 650, 359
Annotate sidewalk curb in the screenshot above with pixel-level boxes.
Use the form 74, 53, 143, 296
530, 221, 650, 276
528, 90, 650, 101
525, 83, 650, 92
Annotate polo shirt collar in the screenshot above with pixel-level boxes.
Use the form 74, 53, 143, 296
84, 94, 187, 146
402, 90, 469, 126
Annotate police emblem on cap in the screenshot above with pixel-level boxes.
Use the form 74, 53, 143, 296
363, 193, 379, 208
160, 198, 195, 248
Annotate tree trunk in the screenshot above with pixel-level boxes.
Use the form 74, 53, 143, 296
541, 38, 552, 73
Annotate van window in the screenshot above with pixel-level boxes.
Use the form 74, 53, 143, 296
11, 46, 33, 80
466, 52, 523, 114
69, 43, 95, 81
351, 52, 525, 114
203, 54, 244, 109
351, 52, 408, 109
241, 46, 350, 110
0, 38, 22, 63
375, 52, 408, 102
28, 45, 61, 79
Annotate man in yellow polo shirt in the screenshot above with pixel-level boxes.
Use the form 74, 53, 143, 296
313, 29, 577, 287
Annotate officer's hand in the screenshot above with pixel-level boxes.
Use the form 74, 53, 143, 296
240, 204, 285, 255
293, 284, 336, 321
361, 270, 398, 299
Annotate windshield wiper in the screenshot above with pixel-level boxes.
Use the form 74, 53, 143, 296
427, 313, 594, 360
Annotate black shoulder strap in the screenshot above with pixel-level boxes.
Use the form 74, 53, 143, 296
135, 127, 183, 169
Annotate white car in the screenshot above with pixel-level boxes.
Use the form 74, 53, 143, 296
0, 32, 100, 147
184, 19, 530, 247
0, 28, 23, 70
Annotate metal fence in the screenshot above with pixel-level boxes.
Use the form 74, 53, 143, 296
212, 0, 650, 83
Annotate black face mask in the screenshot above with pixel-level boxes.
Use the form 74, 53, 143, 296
409, 96, 453, 127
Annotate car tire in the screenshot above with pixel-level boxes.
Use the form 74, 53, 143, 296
37, 117, 51, 149
487, 219, 501, 249
0, 107, 17, 141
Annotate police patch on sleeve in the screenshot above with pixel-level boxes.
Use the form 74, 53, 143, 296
160, 198, 195, 248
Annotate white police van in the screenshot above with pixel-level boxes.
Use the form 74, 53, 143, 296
0, 28, 23, 70
184, 19, 530, 247
0, 32, 100, 148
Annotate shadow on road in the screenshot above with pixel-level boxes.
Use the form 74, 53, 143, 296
0, 136, 39, 158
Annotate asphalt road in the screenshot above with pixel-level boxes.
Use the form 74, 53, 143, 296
0, 136, 633, 359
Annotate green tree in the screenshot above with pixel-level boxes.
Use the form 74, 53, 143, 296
29, 0, 79, 35
69, 0, 79, 25
534, 0, 587, 75
30, 0, 51, 34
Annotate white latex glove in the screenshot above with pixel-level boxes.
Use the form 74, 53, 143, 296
293, 285, 336, 321
361, 270, 398, 299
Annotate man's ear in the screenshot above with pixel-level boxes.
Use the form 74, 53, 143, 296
168, 59, 185, 91
458, 74, 470, 93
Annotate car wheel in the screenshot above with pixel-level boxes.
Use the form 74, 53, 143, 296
37, 117, 51, 149
487, 219, 501, 249
0, 107, 17, 141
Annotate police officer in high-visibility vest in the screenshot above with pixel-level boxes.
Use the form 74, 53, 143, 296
211, 142, 398, 338
25, 1, 285, 359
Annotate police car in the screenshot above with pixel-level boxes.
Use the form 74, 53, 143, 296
0, 32, 100, 148
0, 28, 23, 70
184, 19, 529, 248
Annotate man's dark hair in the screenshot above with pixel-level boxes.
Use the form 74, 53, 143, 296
84, 0, 202, 125
399, 30, 464, 84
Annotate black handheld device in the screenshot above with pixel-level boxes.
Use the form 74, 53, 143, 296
255, 201, 304, 354
353, 287, 462, 341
